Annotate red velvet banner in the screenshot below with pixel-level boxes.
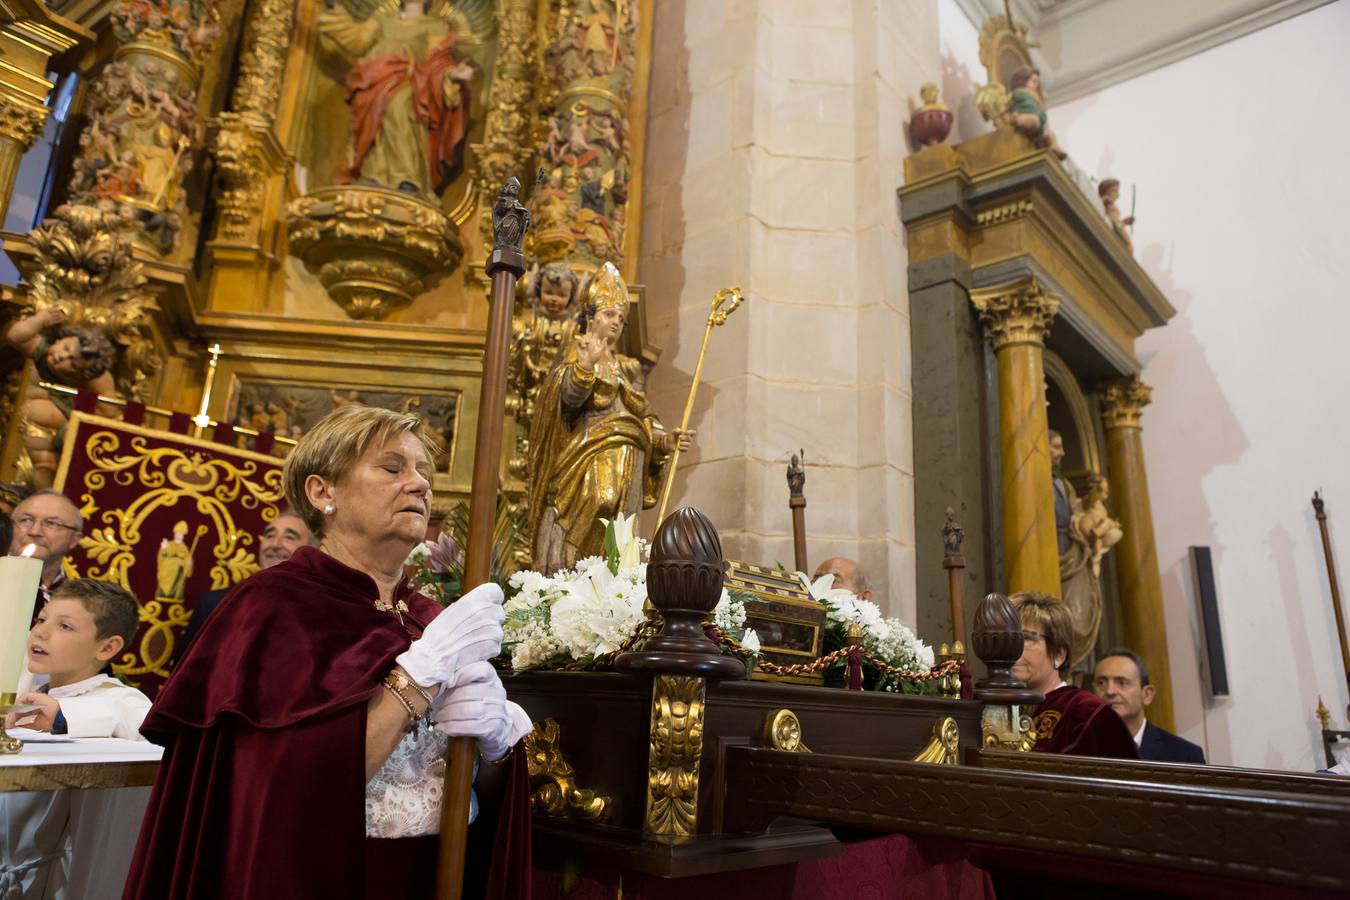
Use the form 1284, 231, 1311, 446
54, 413, 286, 698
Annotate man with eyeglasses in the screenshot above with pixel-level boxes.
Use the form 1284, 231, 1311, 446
7, 489, 84, 626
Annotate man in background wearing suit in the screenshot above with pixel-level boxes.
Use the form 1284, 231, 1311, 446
1093, 648, 1206, 764
175, 508, 317, 662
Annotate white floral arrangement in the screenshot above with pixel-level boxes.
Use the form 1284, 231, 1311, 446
497, 514, 932, 689
803, 573, 936, 692
502, 515, 759, 671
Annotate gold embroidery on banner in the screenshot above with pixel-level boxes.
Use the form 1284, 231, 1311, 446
57, 414, 284, 685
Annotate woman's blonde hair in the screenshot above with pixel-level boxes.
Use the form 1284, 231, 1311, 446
1011, 591, 1072, 677
282, 405, 441, 536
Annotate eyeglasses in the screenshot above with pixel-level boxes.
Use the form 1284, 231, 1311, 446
1020, 630, 1045, 644
13, 514, 79, 534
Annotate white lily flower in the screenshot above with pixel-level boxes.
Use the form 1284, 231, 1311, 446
741, 628, 761, 654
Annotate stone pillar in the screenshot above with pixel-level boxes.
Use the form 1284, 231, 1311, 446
970, 277, 1061, 596
1100, 376, 1174, 731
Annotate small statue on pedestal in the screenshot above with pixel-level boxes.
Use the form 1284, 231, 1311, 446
1008, 66, 1067, 160
1098, 178, 1135, 254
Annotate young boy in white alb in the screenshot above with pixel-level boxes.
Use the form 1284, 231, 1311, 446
2, 578, 152, 899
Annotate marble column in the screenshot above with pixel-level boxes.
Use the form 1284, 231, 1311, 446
971, 277, 1061, 596
1100, 376, 1174, 731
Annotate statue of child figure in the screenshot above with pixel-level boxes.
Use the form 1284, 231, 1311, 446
1098, 178, 1135, 254
1075, 474, 1124, 577
1008, 66, 1067, 160
3, 308, 119, 488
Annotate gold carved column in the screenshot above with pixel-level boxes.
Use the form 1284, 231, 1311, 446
1100, 377, 1174, 731
0, 99, 45, 225
971, 277, 1061, 596
62, 0, 220, 257
206, 0, 295, 308
530, 0, 642, 270
0, 4, 91, 223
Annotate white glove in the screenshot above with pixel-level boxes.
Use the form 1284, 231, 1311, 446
432, 667, 532, 762
396, 582, 505, 689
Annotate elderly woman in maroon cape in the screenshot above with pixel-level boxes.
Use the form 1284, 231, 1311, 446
123, 406, 532, 899
319, 0, 476, 197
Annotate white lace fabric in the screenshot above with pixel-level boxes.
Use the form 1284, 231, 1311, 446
365, 727, 479, 838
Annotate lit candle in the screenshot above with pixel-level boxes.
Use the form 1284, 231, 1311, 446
0, 544, 42, 705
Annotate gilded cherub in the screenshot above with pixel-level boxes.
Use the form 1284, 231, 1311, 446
3, 308, 119, 488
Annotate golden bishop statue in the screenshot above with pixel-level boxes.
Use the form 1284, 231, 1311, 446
526, 263, 693, 574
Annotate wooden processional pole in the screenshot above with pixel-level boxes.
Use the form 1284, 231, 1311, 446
435, 177, 530, 900
787, 451, 808, 573
1313, 491, 1350, 696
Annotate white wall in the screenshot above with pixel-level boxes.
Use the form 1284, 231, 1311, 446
639, 0, 939, 621
1051, 0, 1350, 770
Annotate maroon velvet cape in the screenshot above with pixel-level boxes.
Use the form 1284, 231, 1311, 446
122, 546, 459, 899
1031, 685, 1139, 759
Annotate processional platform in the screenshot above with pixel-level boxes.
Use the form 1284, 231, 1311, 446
506, 508, 1350, 898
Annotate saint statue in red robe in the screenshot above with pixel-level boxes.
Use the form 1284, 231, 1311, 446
318, 0, 476, 198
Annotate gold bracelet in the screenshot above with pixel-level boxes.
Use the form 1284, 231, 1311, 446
480, 745, 513, 766
380, 679, 418, 723
393, 666, 436, 707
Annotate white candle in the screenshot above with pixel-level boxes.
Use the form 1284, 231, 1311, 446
0, 545, 43, 702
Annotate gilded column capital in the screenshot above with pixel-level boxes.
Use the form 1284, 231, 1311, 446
0, 94, 48, 150
969, 277, 1059, 350
1099, 377, 1152, 429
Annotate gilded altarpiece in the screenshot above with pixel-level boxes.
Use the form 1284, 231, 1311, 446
0, 0, 658, 526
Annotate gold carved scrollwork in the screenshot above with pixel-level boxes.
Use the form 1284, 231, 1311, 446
22, 205, 160, 401
523, 718, 610, 822
230, 0, 295, 118
644, 674, 705, 838
1099, 377, 1152, 430
72, 422, 283, 684
981, 704, 1037, 753
912, 716, 962, 765
762, 708, 810, 752
970, 276, 1060, 350
285, 186, 464, 320
472, 0, 535, 250
0, 95, 49, 150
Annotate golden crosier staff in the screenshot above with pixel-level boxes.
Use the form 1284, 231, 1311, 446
655, 287, 744, 522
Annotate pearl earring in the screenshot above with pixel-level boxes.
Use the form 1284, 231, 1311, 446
323, 504, 335, 515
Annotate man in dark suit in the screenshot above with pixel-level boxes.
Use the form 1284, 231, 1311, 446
1093, 649, 1206, 764
176, 509, 317, 663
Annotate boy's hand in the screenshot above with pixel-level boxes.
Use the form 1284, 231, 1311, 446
4, 693, 59, 732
